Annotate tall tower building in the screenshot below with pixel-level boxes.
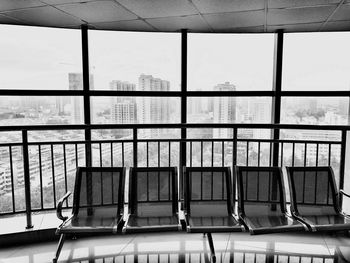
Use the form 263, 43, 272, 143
68, 73, 94, 124
250, 99, 271, 139
213, 82, 236, 138
110, 80, 137, 138
138, 74, 170, 137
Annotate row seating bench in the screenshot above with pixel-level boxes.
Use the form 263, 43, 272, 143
53, 166, 350, 263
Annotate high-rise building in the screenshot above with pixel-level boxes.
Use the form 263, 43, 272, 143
250, 99, 271, 139
110, 80, 137, 138
138, 74, 170, 137
213, 82, 236, 138
68, 73, 94, 124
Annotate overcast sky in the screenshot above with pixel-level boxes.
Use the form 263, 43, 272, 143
0, 25, 349, 91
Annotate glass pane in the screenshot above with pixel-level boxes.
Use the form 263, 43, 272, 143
89, 30, 180, 91
29, 130, 84, 142
283, 32, 350, 91
281, 97, 349, 125
188, 34, 274, 91
188, 97, 272, 124
0, 96, 84, 126
0, 25, 82, 90
91, 97, 180, 125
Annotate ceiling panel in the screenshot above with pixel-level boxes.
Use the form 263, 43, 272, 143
330, 4, 350, 21
268, 22, 323, 32
146, 15, 210, 32
41, 0, 96, 4
0, 0, 46, 12
116, 0, 198, 18
323, 20, 350, 31
204, 10, 264, 29
0, 14, 23, 24
216, 25, 265, 33
191, 0, 264, 14
268, 0, 340, 9
267, 6, 334, 25
92, 19, 156, 31
0, 0, 348, 32
56, 1, 137, 23
2, 6, 82, 27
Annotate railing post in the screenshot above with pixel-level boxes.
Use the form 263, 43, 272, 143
233, 128, 237, 166
22, 130, 33, 229
133, 128, 138, 168
339, 129, 347, 208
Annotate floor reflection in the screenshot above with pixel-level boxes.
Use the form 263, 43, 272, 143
63, 241, 349, 263
1, 233, 350, 263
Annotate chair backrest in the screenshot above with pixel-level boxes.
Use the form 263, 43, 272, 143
72, 167, 126, 219
235, 166, 286, 217
128, 167, 178, 217
184, 167, 234, 217
286, 166, 339, 216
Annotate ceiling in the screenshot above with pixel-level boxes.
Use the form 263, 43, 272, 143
0, 0, 350, 33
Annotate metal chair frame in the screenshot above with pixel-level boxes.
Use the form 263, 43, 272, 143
184, 166, 244, 262
123, 167, 181, 233
53, 167, 126, 263
235, 166, 307, 235
286, 166, 350, 232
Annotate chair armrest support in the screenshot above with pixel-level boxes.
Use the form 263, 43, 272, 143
56, 192, 71, 222
340, 189, 350, 199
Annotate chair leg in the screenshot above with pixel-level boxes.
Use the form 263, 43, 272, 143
53, 233, 66, 263
206, 233, 216, 263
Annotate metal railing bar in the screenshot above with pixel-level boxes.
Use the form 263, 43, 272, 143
0, 123, 349, 131
50, 144, 56, 209
9, 146, 15, 213
39, 145, 43, 210
63, 144, 68, 207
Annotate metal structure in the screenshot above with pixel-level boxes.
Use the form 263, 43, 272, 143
53, 167, 126, 263
236, 166, 307, 234
0, 27, 349, 235
124, 167, 181, 233
286, 166, 350, 232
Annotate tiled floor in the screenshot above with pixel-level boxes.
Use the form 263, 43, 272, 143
0, 212, 60, 235
1, 231, 350, 263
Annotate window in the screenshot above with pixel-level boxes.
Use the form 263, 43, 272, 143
0, 96, 84, 126
188, 33, 274, 91
0, 25, 82, 90
281, 97, 349, 125
89, 31, 181, 91
283, 32, 350, 91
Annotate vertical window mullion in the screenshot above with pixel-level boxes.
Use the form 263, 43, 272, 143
180, 29, 187, 202
272, 30, 283, 167
81, 25, 91, 167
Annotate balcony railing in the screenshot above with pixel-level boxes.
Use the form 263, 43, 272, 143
0, 123, 348, 230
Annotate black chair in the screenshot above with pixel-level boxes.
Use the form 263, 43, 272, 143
123, 167, 181, 233
54, 167, 126, 263
286, 166, 350, 232
184, 167, 244, 262
235, 166, 306, 235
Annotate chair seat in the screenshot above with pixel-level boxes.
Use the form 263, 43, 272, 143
244, 214, 305, 234
125, 215, 180, 233
301, 214, 350, 231
58, 215, 121, 234
187, 215, 243, 233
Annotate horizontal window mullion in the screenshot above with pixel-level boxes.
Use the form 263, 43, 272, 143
186, 91, 275, 96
